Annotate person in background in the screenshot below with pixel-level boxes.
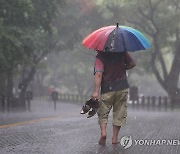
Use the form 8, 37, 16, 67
92, 51, 136, 145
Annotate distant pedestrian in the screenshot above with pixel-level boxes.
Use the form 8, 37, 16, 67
51, 91, 58, 110
92, 52, 136, 144
26, 91, 33, 111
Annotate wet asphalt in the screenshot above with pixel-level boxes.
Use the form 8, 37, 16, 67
0, 100, 180, 154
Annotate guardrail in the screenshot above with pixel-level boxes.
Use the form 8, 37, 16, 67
49, 94, 178, 111
0, 94, 179, 112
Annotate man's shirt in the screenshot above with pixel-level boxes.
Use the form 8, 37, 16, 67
94, 52, 134, 94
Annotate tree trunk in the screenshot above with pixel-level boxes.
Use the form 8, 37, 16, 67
152, 34, 180, 106
165, 42, 180, 106
6, 64, 14, 107
0, 74, 6, 95
19, 65, 37, 104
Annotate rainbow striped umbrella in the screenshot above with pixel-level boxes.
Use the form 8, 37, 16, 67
82, 23, 151, 52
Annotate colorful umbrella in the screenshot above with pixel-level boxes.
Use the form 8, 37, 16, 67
82, 23, 151, 52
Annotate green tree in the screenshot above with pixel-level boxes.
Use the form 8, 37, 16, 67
0, 0, 34, 100
125, 0, 180, 103
0, 0, 65, 103
41, 0, 110, 95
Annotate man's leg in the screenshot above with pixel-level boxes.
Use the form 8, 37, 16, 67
98, 123, 107, 145
112, 125, 121, 144
98, 92, 115, 145
112, 89, 128, 144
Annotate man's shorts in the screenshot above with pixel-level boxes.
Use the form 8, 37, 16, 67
97, 89, 128, 126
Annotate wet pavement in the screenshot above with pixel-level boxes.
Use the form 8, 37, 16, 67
0, 100, 180, 154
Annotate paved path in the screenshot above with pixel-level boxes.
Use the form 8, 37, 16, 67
0, 100, 180, 154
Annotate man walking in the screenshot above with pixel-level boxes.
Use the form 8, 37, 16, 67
92, 52, 136, 145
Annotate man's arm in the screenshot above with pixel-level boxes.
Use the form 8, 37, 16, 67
125, 53, 136, 70
92, 72, 103, 100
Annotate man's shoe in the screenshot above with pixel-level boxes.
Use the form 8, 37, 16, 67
80, 98, 100, 118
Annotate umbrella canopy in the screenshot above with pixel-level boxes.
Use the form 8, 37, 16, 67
82, 23, 151, 52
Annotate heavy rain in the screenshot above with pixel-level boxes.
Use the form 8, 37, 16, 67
0, 0, 180, 153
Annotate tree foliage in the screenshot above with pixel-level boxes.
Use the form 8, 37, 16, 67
124, 0, 180, 99
0, 0, 179, 101
0, 0, 65, 101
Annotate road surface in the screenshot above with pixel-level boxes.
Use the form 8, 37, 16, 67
0, 100, 180, 154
